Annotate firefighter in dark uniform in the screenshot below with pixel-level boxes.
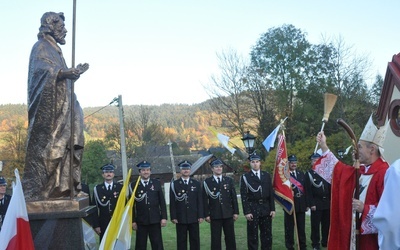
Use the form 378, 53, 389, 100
129, 160, 167, 250
240, 153, 276, 250
92, 164, 123, 241
170, 160, 204, 250
0, 177, 11, 231
284, 155, 308, 250
203, 158, 239, 250
305, 153, 331, 250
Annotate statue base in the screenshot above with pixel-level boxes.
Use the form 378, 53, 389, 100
27, 197, 97, 250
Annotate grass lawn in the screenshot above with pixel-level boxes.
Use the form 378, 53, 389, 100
130, 200, 313, 249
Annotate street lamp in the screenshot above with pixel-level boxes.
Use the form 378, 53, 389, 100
241, 131, 256, 154
337, 149, 344, 159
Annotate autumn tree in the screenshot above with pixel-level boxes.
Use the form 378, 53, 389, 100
205, 48, 254, 137
243, 66, 277, 150
125, 105, 169, 158
104, 122, 138, 159
0, 118, 27, 178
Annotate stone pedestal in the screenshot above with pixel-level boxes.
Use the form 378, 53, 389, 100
27, 197, 97, 250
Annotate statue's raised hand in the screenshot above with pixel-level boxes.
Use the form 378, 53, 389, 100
58, 63, 89, 80
77, 63, 89, 74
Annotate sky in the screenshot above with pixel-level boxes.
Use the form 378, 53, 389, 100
1, 1, 399, 108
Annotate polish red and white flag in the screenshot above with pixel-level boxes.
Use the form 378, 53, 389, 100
0, 169, 34, 250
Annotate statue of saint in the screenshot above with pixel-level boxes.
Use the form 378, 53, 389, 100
23, 12, 89, 200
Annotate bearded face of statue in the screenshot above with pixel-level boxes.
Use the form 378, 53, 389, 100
52, 19, 67, 45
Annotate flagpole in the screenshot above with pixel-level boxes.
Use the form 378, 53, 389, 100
125, 176, 141, 249
270, 118, 287, 183
130, 176, 141, 204
271, 120, 285, 182
281, 128, 300, 250
69, 0, 77, 200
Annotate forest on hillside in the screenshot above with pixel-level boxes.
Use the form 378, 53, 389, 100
0, 101, 235, 182
0, 101, 226, 149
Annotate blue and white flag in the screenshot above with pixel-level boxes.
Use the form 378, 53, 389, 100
262, 125, 281, 152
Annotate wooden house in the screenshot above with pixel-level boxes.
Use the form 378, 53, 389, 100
377, 53, 400, 164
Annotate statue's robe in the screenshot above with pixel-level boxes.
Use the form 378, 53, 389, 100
23, 34, 84, 200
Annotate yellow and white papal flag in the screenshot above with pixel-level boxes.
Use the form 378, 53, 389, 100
99, 169, 137, 250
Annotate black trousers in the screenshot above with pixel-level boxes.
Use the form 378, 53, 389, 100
210, 217, 236, 250
135, 223, 164, 250
98, 216, 112, 242
247, 214, 273, 250
284, 211, 306, 250
176, 223, 200, 250
310, 209, 330, 248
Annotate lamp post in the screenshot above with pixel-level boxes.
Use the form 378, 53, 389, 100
337, 149, 344, 159
241, 131, 256, 155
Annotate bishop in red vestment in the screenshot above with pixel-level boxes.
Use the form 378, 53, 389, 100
314, 116, 389, 250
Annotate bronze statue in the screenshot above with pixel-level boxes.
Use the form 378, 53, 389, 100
23, 12, 89, 200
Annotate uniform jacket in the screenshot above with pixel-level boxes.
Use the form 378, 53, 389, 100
130, 178, 167, 225
170, 178, 204, 224
203, 176, 239, 219
305, 169, 331, 210
240, 170, 275, 216
0, 194, 11, 228
290, 169, 308, 213
92, 182, 123, 229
